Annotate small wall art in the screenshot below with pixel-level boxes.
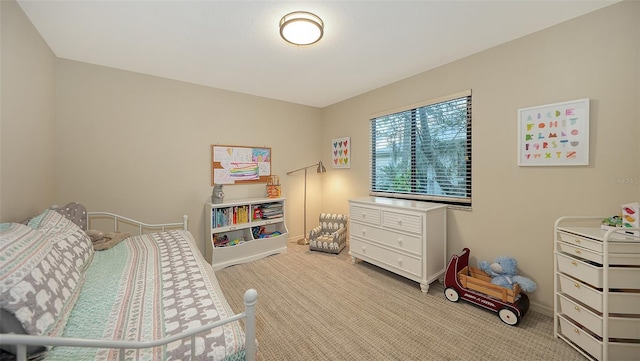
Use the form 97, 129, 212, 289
332, 137, 350, 168
517, 98, 589, 166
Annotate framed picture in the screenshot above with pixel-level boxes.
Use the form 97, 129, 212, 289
332, 137, 350, 168
517, 98, 589, 166
211, 145, 271, 185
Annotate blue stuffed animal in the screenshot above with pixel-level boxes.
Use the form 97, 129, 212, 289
479, 256, 537, 293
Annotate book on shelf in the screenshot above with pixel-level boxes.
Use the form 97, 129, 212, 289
213, 205, 251, 228
261, 209, 282, 217
257, 202, 283, 219
261, 203, 282, 209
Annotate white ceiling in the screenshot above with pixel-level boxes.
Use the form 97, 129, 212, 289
17, 0, 619, 108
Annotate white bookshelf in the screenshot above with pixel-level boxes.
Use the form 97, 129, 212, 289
204, 197, 288, 270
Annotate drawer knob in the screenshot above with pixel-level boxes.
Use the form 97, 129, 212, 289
573, 328, 580, 334
574, 283, 580, 289
571, 261, 577, 266
574, 249, 581, 254
398, 239, 403, 246
397, 258, 402, 264
574, 238, 581, 244
362, 246, 366, 252
398, 220, 403, 225
361, 229, 366, 236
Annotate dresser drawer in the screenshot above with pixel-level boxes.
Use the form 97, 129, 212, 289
350, 223, 421, 256
350, 238, 422, 278
381, 210, 422, 234
557, 273, 640, 315
350, 205, 381, 226
557, 242, 640, 266
556, 252, 640, 289
558, 293, 640, 339
557, 315, 640, 361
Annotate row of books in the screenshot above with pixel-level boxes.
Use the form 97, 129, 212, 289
212, 205, 251, 228
212, 203, 284, 227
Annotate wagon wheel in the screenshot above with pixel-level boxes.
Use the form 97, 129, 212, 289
498, 308, 520, 326
444, 287, 459, 302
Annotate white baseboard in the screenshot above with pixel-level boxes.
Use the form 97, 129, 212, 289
530, 301, 553, 317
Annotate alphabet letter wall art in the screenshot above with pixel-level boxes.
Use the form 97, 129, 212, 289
517, 98, 589, 166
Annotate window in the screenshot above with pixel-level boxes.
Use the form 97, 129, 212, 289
369, 90, 472, 206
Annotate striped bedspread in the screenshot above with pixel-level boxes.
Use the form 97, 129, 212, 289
46, 230, 246, 361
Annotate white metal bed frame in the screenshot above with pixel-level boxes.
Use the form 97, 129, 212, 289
87, 211, 190, 234
0, 211, 257, 361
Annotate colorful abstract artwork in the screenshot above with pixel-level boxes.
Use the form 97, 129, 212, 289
332, 137, 350, 168
211, 145, 271, 185
517, 98, 589, 166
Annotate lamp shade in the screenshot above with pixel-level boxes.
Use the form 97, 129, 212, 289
317, 161, 326, 174
280, 11, 323, 46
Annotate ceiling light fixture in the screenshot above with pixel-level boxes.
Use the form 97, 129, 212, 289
279, 11, 324, 46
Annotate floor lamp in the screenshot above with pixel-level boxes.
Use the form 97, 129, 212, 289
286, 160, 327, 245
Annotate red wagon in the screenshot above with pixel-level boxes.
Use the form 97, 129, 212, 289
443, 248, 530, 326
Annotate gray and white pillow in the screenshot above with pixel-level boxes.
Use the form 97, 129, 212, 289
0, 222, 85, 338
28, 209, 94, 273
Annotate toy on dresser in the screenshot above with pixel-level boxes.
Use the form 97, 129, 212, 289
601, 202, 639, 238
622, 202, 639, 237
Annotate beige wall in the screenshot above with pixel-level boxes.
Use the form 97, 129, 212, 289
1, 0, 325, 257
54, 60, 323, 259
321, 1, 640, 313
0, 0, 57, 221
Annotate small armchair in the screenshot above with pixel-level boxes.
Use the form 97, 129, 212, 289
309, 213, 348, 254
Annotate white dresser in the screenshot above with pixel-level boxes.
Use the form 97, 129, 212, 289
554, 216, 640, 361
348, 197, 447, 293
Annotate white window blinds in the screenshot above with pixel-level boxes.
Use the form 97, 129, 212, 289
369, 90, 472, 206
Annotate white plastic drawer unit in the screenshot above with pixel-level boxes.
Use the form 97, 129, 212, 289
556, 241, 640, 266
557, 315, 640, 361
554, 218, 640, 361
557, 273, 640, 314
557, 293, 640, 339
557, 229, 640, 254
556, 252, 640, 289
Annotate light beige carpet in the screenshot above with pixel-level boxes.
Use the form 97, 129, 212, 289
216, 241, 584, 361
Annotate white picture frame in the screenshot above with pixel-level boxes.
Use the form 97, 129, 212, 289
332, 137, 350, 168
517, 98, 589, 166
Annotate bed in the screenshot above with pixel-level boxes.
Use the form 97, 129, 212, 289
0, 204, 257, 361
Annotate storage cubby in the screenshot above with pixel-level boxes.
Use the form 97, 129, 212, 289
205, 197, 288, 270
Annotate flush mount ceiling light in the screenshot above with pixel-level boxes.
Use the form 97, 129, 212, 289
279, 11, 324, 46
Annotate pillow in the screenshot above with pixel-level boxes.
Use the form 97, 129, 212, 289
55, 202, 88, 231
0, 223, 85, 339
27, 209, 94, 273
